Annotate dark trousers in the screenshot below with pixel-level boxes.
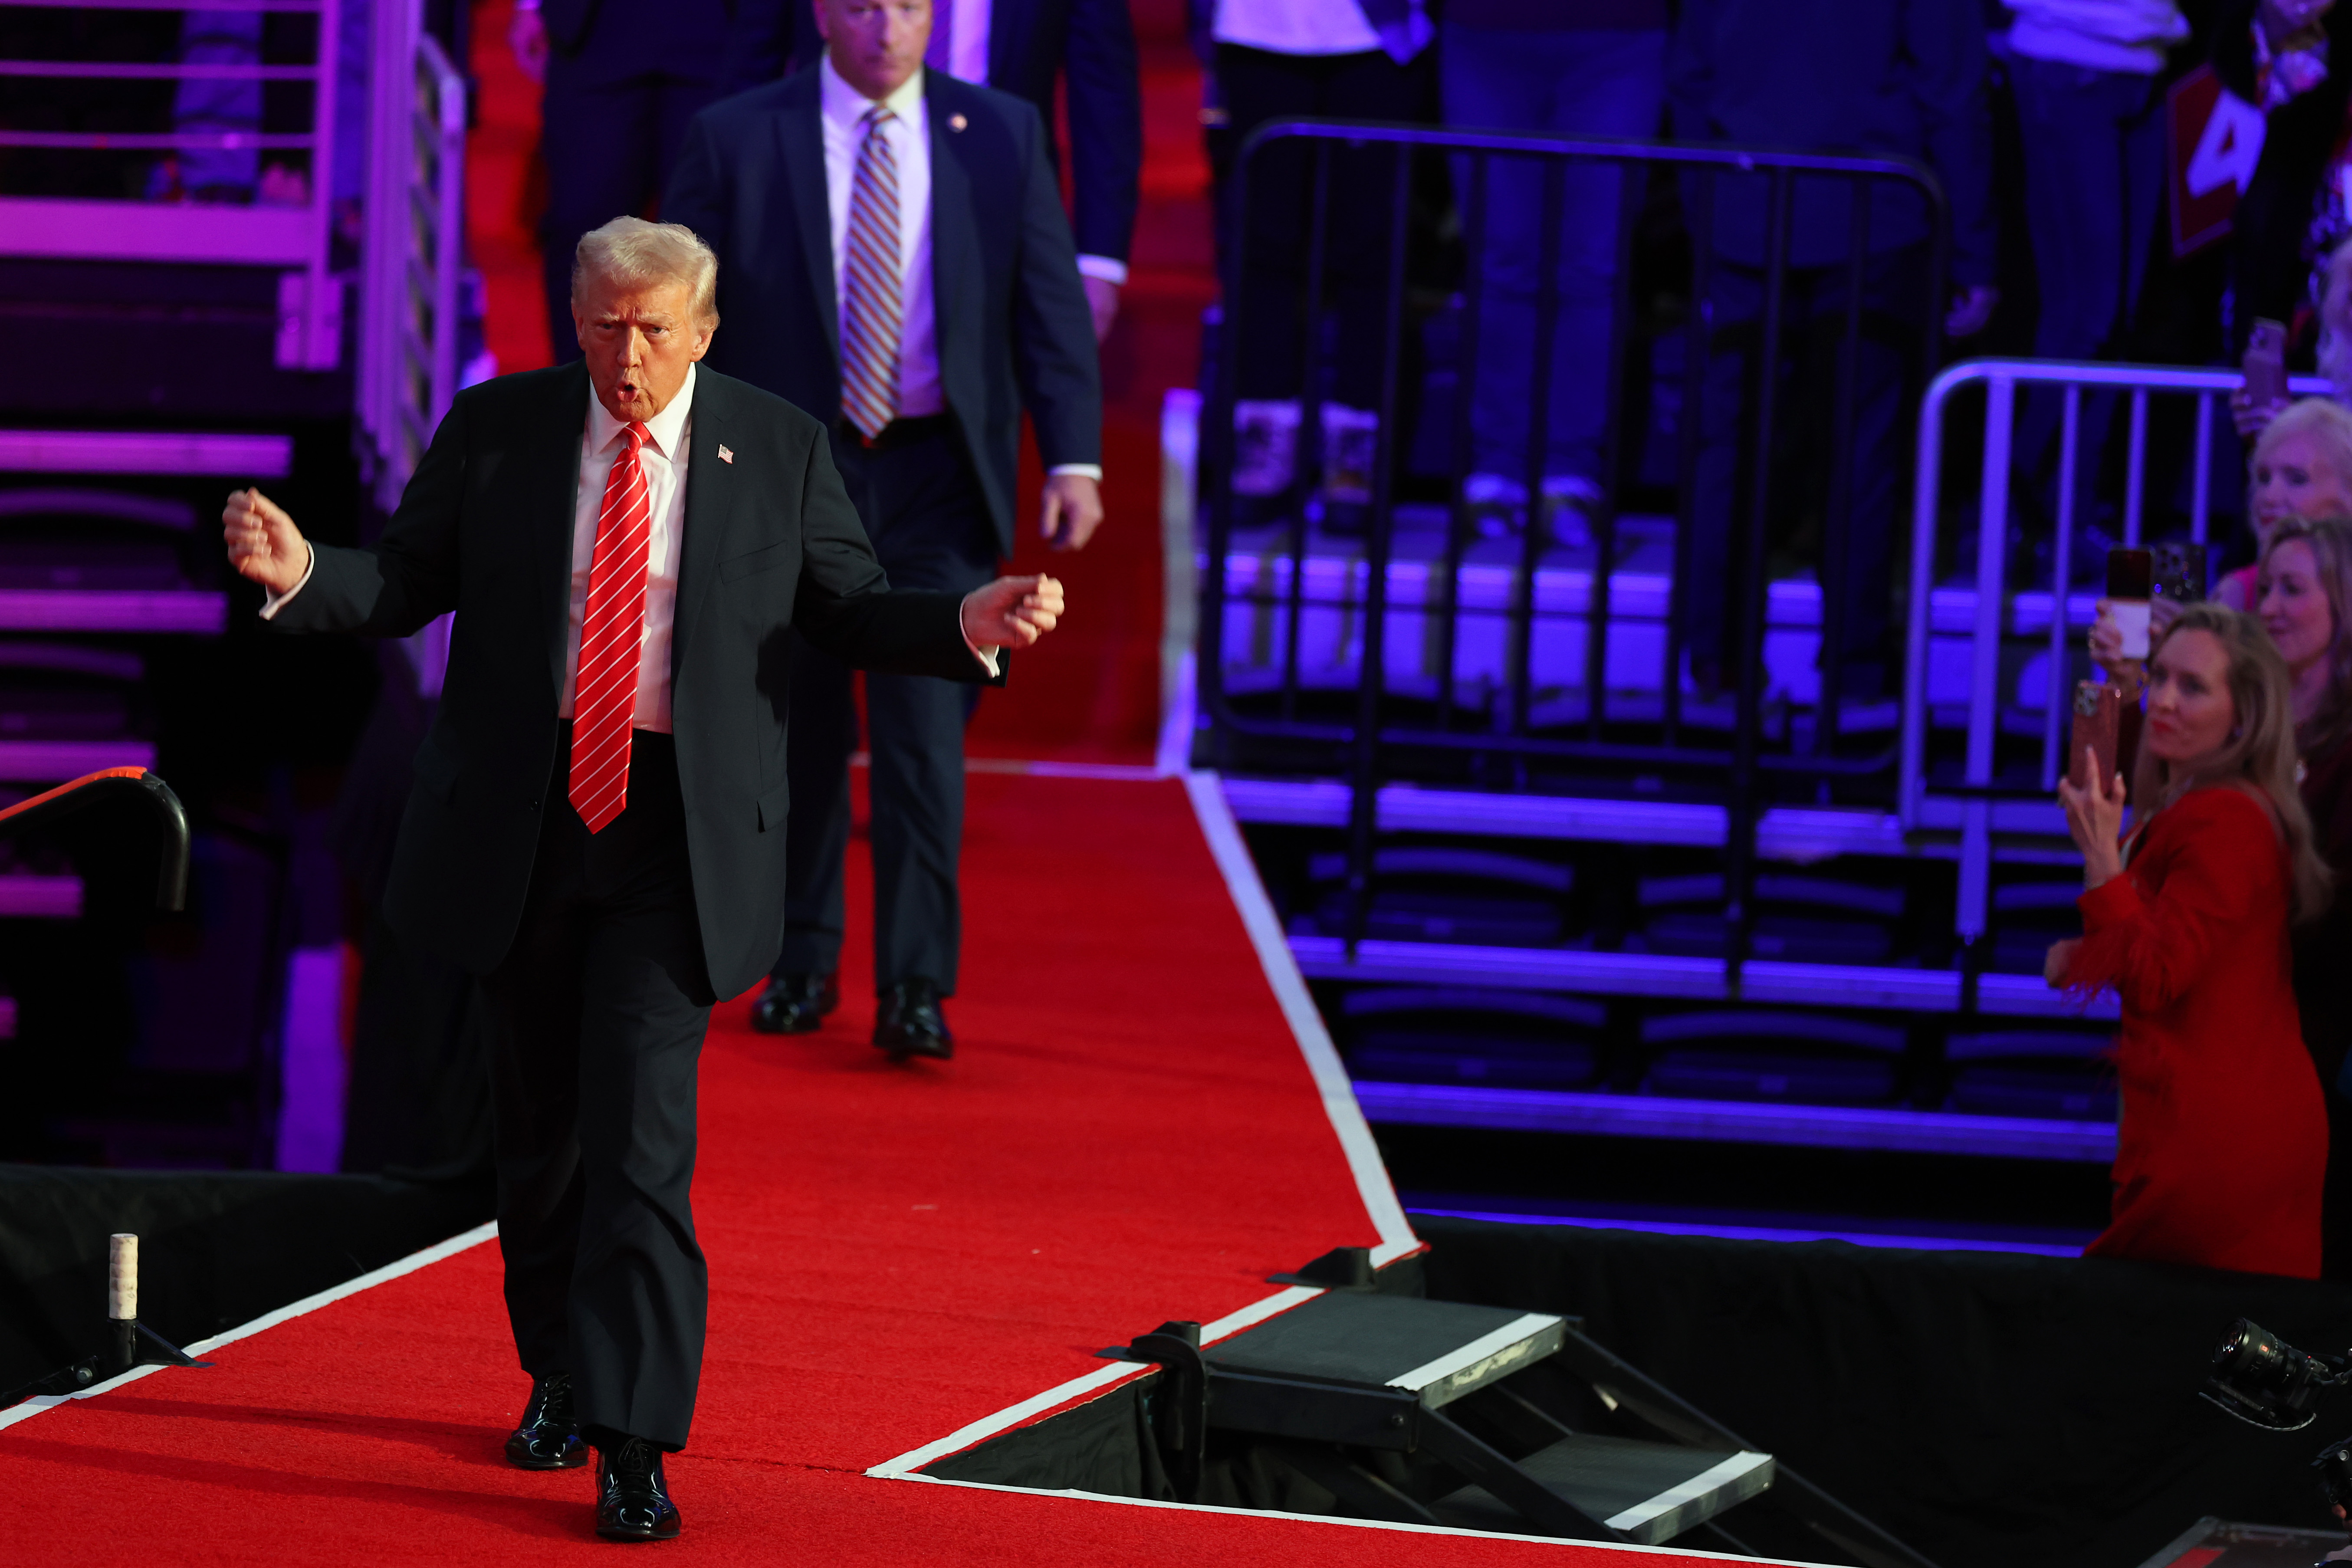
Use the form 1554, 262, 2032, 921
478, 728, 716, 1451
2008, 57, 2167, 542
539, 56, 722, 363
1686, 248, 1922, 691
1213, 43, 1434, 407
774, 423, 997, 993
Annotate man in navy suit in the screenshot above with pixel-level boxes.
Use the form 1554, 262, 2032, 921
718, 0, 1140, 340
664, 0, 1102, 1060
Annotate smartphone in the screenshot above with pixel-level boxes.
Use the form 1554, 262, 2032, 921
2070, 680, 2123, 792
2152, 541, 2207, 605
2246, 318, 2289, 411
2107, 547, 2154, 659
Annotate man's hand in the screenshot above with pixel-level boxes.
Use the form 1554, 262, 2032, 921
1040, 472, 1102, 552
961, 574, 1064, 649
1083, 275, 1120, 343
1946, 284, 1999, 338
509, 5, 549, 81
222, 487, 311, 598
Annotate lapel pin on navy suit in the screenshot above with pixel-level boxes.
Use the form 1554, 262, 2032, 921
717, 444, 734, 464
948, 113, 966, 131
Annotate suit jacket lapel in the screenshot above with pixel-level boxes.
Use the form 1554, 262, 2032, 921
926, 78, 983, 416
540, 362, 593, 698
671, 373, 732, 680
776, 85, 839, 365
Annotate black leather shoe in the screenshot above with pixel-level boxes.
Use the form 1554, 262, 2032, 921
874, 978, 953, 1061
751, 971, 838, 1035
594, 1436, 682, 1542
505, 1371, 587, 1470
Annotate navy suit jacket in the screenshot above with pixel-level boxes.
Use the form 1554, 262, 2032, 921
663, 68, 1102, 557
268, 363, 993, 999
717, 0, 1140, 266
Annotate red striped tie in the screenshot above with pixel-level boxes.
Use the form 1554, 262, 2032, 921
569, 421, 652, 834
841, 107, 903, 440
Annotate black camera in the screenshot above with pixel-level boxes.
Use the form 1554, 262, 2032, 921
2204, 1319, 2350, 1432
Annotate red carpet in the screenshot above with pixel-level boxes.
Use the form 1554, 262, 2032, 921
0, 776, 1721, 1564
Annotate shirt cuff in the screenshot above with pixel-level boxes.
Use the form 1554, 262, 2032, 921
957, 590, 1002, 677
257, 543, 315, 621
1047, 464, 1103, 481
1075, 255, 1128, 286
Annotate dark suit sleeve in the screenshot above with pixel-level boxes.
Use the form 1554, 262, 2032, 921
1008, 102, 1104, 470
1061, 0, 1142, 265
789, 433, 1003, 684
269, 394, 468, 638
663, 111, 733, 259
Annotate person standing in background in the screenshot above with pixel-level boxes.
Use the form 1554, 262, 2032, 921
719, 0, 1141, 343
509, 0, 734, 362
1441, 0, 1668, 548
1672, 0, 1999, 703
665, 0, 1103, 1060
2004, 0, 2188, 550
1206, 0, 1436, 533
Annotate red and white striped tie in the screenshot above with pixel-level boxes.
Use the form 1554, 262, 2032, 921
841, 106, 903, 440
568, 421, 652, 834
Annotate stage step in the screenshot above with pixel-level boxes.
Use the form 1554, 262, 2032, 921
1206, 1292, 1565, 1408
1433, 1433, 1774, 1546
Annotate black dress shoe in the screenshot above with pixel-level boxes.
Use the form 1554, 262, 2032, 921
505, 1370, 588, 1470
751, 971, 838, 1035
594, 1436, 682, 1542
874, 978, 953, 1061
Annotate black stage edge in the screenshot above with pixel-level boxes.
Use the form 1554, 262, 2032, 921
1417, 1217, 2352, 1568
0, 1164, 491, 1396
931, 1223, 2352, 1568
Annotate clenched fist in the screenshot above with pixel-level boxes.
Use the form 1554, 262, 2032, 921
222, 488, 310, 598
959, 574, 1064, 650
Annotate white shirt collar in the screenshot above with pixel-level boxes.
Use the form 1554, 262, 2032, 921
818, 52, 927, 133
588, 360, 696, 460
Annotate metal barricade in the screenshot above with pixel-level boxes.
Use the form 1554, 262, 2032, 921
1900, 360, 2321, 962
1197, 119, 1948, 966
0, 0, 346, 369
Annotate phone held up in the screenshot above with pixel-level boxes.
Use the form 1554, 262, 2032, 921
2071, 680, 2122, 792
2245, 316, 2289, 411
2104, 542, 2207, 662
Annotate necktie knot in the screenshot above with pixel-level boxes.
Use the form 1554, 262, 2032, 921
623, 421, 647, 453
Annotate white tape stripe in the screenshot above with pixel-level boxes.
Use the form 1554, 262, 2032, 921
1182, 771, 1418, 1264
1604, 1452, 1774, 1534
883, 1474, 1819, 1565
1384, 1312, 1562, 1393
0, 1221, 498, 1435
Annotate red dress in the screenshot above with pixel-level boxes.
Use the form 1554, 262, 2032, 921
2073, 786, 2328, 1278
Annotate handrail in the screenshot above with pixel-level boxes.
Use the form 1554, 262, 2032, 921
0, 768, 191, 913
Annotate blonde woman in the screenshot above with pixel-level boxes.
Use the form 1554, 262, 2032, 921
2048, 604, 2331, 1276
2221, 397, 2352, 608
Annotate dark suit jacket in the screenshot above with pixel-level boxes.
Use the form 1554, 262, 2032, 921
664, 68, 1102, 557
716, 0, 1139, 266
542, 0, 734, 72
269, 362, 994, 999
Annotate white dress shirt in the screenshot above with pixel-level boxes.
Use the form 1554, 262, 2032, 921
1212, 0, 1380, 55
818, 55, 1100, 481
555, 362, 695, 735
821, 56, 944, 420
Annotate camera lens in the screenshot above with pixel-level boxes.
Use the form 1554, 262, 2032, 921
2205, 1319, 2334, 1430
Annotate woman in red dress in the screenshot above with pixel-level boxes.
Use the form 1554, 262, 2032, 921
2048, 604, 2333, 1277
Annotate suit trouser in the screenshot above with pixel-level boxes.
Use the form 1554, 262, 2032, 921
478, 728, 716, 1451
539, 54, 722, 365
772, 423, 998, 992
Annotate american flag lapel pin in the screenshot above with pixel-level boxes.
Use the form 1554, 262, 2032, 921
949, 114, 967, 132
717, 444, 734, 464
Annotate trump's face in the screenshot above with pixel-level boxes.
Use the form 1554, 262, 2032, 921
572, 272, 713, 425
815, 0, 930, 101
